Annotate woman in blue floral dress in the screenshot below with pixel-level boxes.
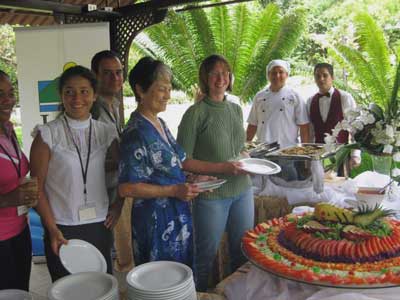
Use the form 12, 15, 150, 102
118, 57, 246, 267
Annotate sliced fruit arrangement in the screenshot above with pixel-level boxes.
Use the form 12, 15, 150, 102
242, 205, 400, 287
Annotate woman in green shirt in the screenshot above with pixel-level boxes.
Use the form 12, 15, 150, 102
177, 54, 254, 291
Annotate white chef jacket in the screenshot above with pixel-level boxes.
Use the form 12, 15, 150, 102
247, 85, 309, 148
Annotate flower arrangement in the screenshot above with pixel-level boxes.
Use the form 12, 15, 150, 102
324, 62, 400, 177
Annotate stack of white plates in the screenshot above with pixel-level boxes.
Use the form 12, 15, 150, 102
126, 261, 196, 300
0, 289, 33, 300
48, 272, 119, 300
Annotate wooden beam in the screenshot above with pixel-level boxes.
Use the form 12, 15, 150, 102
0, 0, 82, 14
116, 0, 211, 14
175, 0, 256, 12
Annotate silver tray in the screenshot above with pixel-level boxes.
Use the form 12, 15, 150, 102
241, 244, 400, 289
265, 143, 339, 161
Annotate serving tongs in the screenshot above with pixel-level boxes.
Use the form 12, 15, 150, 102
248, 141, 280, 158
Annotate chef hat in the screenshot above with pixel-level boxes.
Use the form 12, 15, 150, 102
266, 59, 290, 76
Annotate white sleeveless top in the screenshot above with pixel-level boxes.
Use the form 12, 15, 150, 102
33, 114, 118, 225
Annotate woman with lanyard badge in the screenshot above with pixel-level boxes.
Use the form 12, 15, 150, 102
30, 66, 122, 281
0, 70, 39, 290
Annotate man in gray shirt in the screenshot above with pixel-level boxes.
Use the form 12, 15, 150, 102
91, 50, 133, 278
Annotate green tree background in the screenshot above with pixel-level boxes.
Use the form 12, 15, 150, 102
1, 0, 400, 104
130, 3, 307, 102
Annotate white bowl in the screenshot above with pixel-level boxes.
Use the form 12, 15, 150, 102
355, 191, 385, 208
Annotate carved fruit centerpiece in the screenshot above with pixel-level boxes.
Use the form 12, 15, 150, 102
242, 203, 400, 287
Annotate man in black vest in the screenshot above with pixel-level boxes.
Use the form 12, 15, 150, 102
307, 63, 361, 171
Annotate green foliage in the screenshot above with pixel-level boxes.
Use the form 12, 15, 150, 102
131, 2, 307, 102
0, 25, 18, 102
329, 12, 399, 113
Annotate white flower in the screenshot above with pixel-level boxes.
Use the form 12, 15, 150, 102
359, 113, 375, 125
385, 125, 395, 138
383, 144, 393, 154
345, 109, 359, 122
324, 134, 336, 145
393, 152, 400, 162
324, 142, 336, 153
353, 120, 364, 131
332, 127, 342, 137
392, 168, 400, 177
395, 134, 400, 147
341, 120, 353, 132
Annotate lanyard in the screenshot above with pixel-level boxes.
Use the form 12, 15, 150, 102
101, 105, 121, 136
64, 116, 92, 203
0, 132, 21, 178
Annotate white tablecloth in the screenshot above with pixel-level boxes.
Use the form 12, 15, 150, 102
224, 265, 400, 300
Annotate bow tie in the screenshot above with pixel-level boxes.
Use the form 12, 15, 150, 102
317, 92, 330, 98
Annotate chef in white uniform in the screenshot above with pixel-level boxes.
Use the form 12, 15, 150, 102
246, 59, 311, 193
246, 59, 309, 147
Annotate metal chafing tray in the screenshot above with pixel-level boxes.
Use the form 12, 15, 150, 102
264, 143, 338, 161
260, 143, 341, 192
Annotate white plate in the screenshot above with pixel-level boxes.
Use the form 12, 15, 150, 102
0, 290, 32, 300
239, 158, 281, 175
194, 179, 227, 191
128, 285, 195, 300
48, 272, 117, 300
126, 261, 193, 292
59, 239, 107, 274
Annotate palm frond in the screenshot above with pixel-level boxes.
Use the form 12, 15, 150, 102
354, 13, 392, 86
146, 11, 200, 94
388, 61, 400, 119
185, 9, 217, 64
233, 3, 281, 99
266, 8, 307, 61
238, 7, 307, 101
229, 4, 252, 77
209, 4, 233, 58
332, 44, 388, 109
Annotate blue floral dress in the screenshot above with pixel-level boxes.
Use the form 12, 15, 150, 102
119, 111, 193, 267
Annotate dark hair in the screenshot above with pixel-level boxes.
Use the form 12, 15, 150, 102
91, 50, 120, 74
314, 63, 334, 77
198, 54, 233, 95
58, 65, 97, 94
128, 57, 172, 102
0, 70, 10, 80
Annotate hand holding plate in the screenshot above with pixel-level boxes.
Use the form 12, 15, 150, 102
49, 227, 68, 256
174, 183, 201, 201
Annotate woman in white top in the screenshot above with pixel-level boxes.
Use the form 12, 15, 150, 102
30, 65, 122, 281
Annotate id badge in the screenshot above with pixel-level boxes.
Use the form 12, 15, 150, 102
17, 205, 29, 216
78, 203, 97, 221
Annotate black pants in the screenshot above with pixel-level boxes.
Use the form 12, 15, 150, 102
0, 225, 32, 291
44, 221, 113, 282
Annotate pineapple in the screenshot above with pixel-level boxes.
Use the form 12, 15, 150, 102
353, 204, 395, 227
314, 203, 354, 223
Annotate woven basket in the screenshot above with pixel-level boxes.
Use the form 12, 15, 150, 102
254, 195, 290, 223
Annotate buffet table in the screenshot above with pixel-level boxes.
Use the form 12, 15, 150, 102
212, 169, 400, 300
215, 263, 400, 300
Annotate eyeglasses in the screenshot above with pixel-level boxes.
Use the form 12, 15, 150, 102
208, 71, 230, 78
